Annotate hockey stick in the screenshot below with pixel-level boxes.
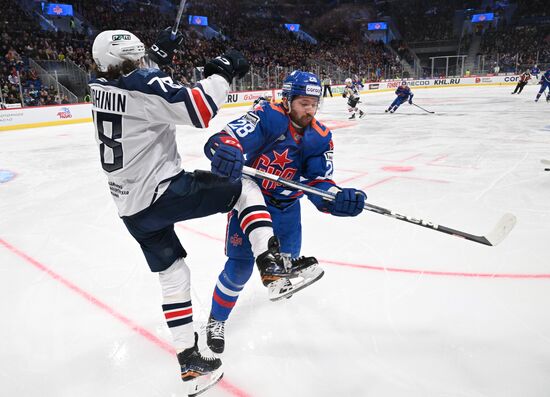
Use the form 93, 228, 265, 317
243, 166, 516, 246
541, 159, 550, 171
412, 103, 435, 114
171, 0, 187, 39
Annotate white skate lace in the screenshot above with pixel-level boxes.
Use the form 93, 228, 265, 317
208, 319, 225, 339
280, 253, 292, 271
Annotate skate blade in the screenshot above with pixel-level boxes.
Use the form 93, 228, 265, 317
269, 268, 325, 302
188, 368, 224, 397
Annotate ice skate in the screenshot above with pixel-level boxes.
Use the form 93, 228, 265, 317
256, 236, 324, 301
267, 255, 324, 302
359, 110, 365, 118
206, 315, 225, 354
178, 333, 223, 396
348, 113, 356, 120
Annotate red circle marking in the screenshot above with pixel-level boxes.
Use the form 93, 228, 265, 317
382, 165, 415, 172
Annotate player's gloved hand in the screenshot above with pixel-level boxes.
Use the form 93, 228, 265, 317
253, 96, 266, 106
328, 188, 366, 217
147, 27, 184, 66
211, 143, 244, 182
342, 92, 347, 98
408, 99, 413, 104
204, 50, 250, 83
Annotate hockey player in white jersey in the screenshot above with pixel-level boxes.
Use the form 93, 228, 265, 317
89, 29, 319, 394
342, 78, 364, 119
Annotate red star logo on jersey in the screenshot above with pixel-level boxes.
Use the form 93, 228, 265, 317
271, 148, 293, 169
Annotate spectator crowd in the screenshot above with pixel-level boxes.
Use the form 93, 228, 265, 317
1, 0, 549, 107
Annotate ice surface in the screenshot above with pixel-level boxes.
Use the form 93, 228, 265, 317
1, 85, 549, 397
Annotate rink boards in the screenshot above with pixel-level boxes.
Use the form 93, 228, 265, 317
0, 74, 520, 131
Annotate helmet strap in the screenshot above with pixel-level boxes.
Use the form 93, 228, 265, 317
282, 97, 290, 111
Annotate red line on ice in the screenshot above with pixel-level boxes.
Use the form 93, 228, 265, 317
0, 238, 251, 397
174, 226, 550, 280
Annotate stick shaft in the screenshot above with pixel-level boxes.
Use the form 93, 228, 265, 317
412, 103, 434, 113
171, 0, 187, 38
243, 166, 500, 246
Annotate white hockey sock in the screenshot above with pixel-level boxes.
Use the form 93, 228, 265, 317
233, 176, 274, 257
158, 257, 194, 353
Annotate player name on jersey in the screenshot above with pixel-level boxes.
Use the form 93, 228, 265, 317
91, 87, 127, 113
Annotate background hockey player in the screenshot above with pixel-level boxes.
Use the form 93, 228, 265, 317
535, 68, 550, 102
531, 65, 540, 81
511, 70, 531, 94
342, 77, 365, 119
352, 74, 364, 90
386, 84, 414, 113
203, 71, 367, 354
89, 29, 317, 392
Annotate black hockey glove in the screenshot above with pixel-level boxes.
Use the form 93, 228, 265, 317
204, 50, 249, 83
253, 96, 267, 106
147, 27, 184, 66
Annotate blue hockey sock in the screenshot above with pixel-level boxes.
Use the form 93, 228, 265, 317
211, 271, 245, 321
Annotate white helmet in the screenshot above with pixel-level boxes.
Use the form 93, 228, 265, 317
92, 30, 145, 72
345, 78, 352, 85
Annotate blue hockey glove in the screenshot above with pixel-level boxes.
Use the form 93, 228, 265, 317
408, 99, 413, 104
147, 27, 184, 66
211, 144, 244, 182
329, 188, 366, 217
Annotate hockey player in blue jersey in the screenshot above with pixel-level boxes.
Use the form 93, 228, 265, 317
535, 68, 550, 102
352, 74, 364, 90
89, 30, 319, 392
531, 65, 540, 81
386, 84, 414, 113
202, 71, 367, 354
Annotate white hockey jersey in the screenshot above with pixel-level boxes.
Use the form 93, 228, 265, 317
89, 69, 229, 216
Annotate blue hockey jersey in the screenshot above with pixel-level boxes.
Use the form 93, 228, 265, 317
205, 101, 336, 209
395, 85, 414, 99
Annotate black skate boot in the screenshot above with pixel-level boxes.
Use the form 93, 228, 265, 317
348, 113, 356, 120
178, 333, 222, 381
256, 237, 324, 301
179, 333, 223, 396
206, 315, 225, 354
359, 110, 365, 118
279, 256, 323, 300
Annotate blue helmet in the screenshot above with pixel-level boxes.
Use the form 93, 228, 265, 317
282, 71, 322, 101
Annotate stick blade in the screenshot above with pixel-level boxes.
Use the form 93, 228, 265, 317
484, 213, 517, 246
